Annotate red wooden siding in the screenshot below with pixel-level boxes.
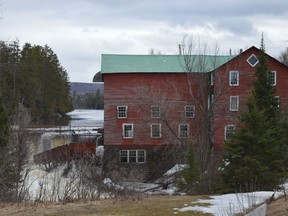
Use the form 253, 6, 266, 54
104, 73, 207, 147
103, 46, 288, 150
213, 47, 288, 148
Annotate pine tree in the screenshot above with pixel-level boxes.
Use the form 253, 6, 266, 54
220, 52, 288, 193
178, 143, 200, 194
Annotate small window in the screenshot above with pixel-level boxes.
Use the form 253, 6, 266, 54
229, 71, 239, 86
225, 125, 235, 140
117, 106, 127, 118
151, 124, 161, 138
273, 96, 280, 110
208, 94, 214, 110
129, 150, 137, 163
210, 72, 214, 86
247, 54, 259, 67
185, 105, 195, 118
120, 150, 128, 163
123, 124, 133, 138
179, 124, 189, 138
151, 105, 160, 118
268, 71, 276, 86
230, 96, 239, 111
119, 150, 146, 163
137, 150, 145, 163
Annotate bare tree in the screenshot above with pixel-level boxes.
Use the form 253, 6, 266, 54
133, 36, 239, 193
10, 103, 33, 201
279, 47, 288, 66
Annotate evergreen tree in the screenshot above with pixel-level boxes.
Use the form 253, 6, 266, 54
220, 52, 288, 193
178, 143, 200, 194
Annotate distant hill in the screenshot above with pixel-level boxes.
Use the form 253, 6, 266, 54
69, 82, 104, 96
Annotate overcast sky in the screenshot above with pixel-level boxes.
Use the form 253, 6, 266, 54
1, 0, 288, 82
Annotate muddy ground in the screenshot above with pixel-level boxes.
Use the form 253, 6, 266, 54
266, 196, 288, 216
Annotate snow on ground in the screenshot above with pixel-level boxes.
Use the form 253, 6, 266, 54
173, 191, 284, 215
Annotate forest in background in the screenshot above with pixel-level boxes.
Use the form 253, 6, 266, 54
70, 82, 104, 110
0, 40, 73, 120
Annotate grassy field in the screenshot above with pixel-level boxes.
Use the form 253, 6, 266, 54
0, 195, 213, 216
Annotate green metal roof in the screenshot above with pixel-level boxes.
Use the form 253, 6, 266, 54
101, 54, 234, 74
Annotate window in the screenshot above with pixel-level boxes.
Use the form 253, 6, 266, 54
179, 124, 189, 138
230, 96, 239, 111
185, 105, 195, 118
229, 71, 239, 86
225, 125, 235, 140
247, 54, 259, 67
151, 124, 161, 138
268, 71, 276, 86
273, 96, 280, 110
151, 105, 160, 118
208, 94, 214, 110
117, 106, 127, 118
123, 124, 133, 138
210, 72, 214, 86
120, 150, 146, 163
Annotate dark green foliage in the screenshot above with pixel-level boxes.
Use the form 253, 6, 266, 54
72, 90, 104, 109
252, 55, 279, 119
0, 41, 73, 119
221, 53, 288, 193
178, 143, 200, 194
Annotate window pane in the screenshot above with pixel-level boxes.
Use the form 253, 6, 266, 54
268, 71, 276, 86
230, 71, 239, 86
118, 106, 127, 118
129, 150, 137, 163
123, 124, 133, 138
151, 106, 160, 118
137, 150, 145, 163
225, 125, 235, 139
247, 54, 259, 67
151, 124, 161, 138
120, 150, 128, 163
230, 96, 239, 111
185, 106, 195, 118
179, 124, 188, 138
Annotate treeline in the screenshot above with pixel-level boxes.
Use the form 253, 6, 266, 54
72, 90, 104, 109
0, 40, 73, 120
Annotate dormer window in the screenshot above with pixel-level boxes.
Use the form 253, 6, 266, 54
247, 54, 259, 67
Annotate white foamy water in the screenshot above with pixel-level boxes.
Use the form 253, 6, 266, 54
23, 110, 105, 201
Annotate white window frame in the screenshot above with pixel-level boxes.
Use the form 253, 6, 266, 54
210, 72, 214, 86
119, 150, 146, 163
230, 96, 239, 111
268, 71, 276, 86
225, 125, 235, 140
122, 123, 133, 138
273, 96, 280, 110
185, 105, 195, 118
229, 71, 239, 86
179, 124, 189, 138
208, 94, 214, 110
151, 105, 160, 118
247, 54, 259, 67
151, 123, 161, 138
117, 106, 128, 118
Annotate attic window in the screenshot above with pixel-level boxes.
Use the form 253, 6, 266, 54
247, 54, 259, 67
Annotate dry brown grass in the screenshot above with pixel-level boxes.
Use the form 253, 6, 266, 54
0, 195, 212, 216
